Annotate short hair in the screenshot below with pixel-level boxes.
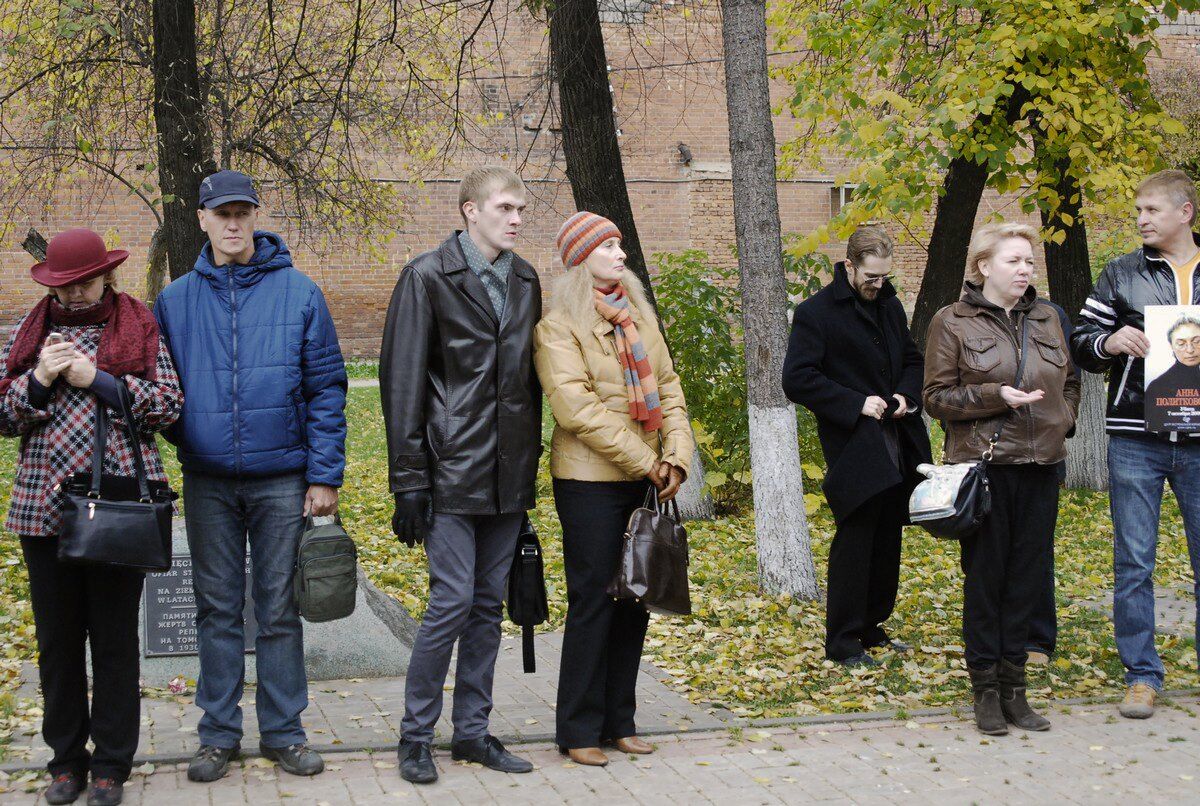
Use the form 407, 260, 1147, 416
458, 166, 526, 224
1167, 315, 1200, 343
964, 222, 1040, 285
1137, 169, 1198, 226
846, 225, 893, 267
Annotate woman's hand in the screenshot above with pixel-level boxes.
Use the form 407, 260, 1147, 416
60, 351, 97, 389
651, 461, 684, 502
999, 385, 1044, 408
33, 339, 75, 386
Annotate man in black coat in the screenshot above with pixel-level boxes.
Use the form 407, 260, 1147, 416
782, 226, 932, 667
380, 167, 541, 783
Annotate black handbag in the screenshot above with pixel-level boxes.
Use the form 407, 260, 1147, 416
910, 316, 1030, 540
58, 385, 176, 572
506, 516, 548, 673
606, 487, 692, 616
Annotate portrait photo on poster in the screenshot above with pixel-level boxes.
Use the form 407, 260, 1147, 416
1144, 304, 1200, 431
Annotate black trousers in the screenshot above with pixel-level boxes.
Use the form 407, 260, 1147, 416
959, 464, 1059, 668
824, 485, 907, 661
21, 536, 145, 783
553, 478, 651, 749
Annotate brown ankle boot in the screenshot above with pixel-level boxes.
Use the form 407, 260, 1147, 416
565, 747, 609, 767
613, 736, 654, 754
968, 664, 1008, 736
998, 658, 1050, 731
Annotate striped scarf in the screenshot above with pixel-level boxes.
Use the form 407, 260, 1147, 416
594, 284, 662, 431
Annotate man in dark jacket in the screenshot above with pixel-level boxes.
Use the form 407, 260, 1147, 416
783, 226, 932, 667
154, 170, 347, 782
381, 166, 541, 783
1070, 169, 1200, 720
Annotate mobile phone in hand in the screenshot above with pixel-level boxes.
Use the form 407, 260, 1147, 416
46, 332, 66, 345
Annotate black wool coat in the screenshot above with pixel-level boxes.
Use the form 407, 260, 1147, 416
782, 263, 932, 523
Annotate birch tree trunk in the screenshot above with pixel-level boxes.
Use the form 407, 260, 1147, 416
719, 0, 819, 598
1066, 372, 1109, 490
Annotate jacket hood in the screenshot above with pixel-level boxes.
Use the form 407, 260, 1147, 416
956, 281, 1041, 315
193, 231, 293, 288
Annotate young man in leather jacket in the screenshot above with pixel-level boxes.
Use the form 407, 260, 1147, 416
1071, 169, 1200, 720
380, 166, 541, 783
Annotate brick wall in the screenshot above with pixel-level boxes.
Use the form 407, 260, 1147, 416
1, 3, 1196, 357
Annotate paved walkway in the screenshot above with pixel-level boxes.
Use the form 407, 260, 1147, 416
3, 695, 1199, 804
2, 632, 725, 769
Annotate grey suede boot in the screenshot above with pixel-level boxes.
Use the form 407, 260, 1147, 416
999, 658, 1051, 731
968, 664, 1009, 735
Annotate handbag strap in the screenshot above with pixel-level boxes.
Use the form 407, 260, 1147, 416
89, 382, 152, 502
982, 312, 1032, 461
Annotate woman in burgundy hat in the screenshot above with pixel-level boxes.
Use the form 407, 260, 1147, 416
0, 228, 183, 806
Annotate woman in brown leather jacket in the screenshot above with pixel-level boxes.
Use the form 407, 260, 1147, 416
923, 222, 1080, 736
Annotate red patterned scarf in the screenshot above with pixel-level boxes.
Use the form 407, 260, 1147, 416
0, 289, 160, 395
593, 284, 662, 431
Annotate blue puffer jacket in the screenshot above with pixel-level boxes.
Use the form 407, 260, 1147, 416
154, 232, 348, 486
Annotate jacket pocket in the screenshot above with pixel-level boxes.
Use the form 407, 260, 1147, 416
1033, 335, 1067, 367
290, 389, 308, 446
962, 336, 1001, 372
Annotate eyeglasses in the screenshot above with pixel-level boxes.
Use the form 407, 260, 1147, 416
860, 274, 894, 286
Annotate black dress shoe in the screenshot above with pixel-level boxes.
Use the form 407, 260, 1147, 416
260, 743, 325, 776
450, 735, 533, 774
838, 651, 880, 668
397, 738, 438, 784
86, 777, 123, 806
45, 772, 83, 805
878, 639, 912, 654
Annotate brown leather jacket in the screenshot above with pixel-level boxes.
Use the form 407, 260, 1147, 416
923, 284, 1081, 465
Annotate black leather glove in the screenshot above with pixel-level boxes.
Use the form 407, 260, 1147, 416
393, 490, 433, 547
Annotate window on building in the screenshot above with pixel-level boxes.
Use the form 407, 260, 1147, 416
830, 184, 856, 216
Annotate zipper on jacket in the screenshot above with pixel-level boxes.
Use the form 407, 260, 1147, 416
229, 267, 242, 474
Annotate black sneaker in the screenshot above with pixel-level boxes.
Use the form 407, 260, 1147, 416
45, 772, 83, 805
85, 777, 123, 806
260, 743, 325, 777
878, 639, 912, 654
187, 744, 240, 783
397, 738, 438, 784
838, 651, 880, 668
450, 735, 533, 774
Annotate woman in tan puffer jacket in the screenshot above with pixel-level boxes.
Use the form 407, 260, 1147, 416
534, 211, 692, 768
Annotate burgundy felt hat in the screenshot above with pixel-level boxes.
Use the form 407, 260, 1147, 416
30, 228, 129, 288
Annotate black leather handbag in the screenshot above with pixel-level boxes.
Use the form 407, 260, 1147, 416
910, 317, 1030, 540
58, 385, 176, 572
506, 516, 548, 673
607, 487, 692, 616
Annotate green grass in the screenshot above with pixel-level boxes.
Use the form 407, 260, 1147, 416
0, 386, 1196, 760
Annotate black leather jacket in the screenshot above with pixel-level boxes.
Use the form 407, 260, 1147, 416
1070, 233, 1200, 436
380, 233, 542, 514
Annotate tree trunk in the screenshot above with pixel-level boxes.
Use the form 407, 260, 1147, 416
720, 0, 819, 598
144, 224, 169, 306
910, 87, 1031, 348
550, 0, 714, 518
549, 0, 656, 310
152, 0, 216, 280
1039, 160, 1108, 490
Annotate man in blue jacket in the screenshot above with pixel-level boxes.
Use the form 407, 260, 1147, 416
154, 170, 348, 783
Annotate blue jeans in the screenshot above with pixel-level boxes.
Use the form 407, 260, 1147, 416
1109, 436, 1200, 690
184, 471, 309, 748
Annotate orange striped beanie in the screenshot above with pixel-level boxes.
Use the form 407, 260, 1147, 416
557, 211, 622, 268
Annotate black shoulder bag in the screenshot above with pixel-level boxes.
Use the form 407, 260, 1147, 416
58, 385, 177, 572
909, 316, 1030, 540
506, 516, 548, 673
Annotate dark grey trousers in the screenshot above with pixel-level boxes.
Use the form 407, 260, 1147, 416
400, 512, 522, 743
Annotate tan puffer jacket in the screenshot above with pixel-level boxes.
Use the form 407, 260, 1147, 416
534, 305, 693, 482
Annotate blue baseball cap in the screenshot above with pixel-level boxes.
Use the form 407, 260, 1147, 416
199, 170, 260, 209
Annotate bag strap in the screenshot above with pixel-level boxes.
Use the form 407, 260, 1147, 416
88, 401, 108, 496
982, 313, 1032, 461
522, 624, 536, 674
89, 383, 152, 501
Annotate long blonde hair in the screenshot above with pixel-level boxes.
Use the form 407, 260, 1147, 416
547, 264, 656, 326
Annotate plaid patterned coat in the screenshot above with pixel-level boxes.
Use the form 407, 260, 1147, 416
0, 315, 183, 538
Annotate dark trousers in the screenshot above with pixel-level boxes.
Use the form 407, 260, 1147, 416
824, 486, 906, 661
21, 536, 145, 783
554, 479, 651, 749
959, 463, 1059, 668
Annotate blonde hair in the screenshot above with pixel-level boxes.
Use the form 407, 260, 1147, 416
964, 222, 1040, 285
1138, 169, 1198, 226
547, 265, 656, 328
458, 166, 526, 224
847, 225, 893, 267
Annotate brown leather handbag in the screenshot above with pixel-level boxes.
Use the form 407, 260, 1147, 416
606, 487, 692, 616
